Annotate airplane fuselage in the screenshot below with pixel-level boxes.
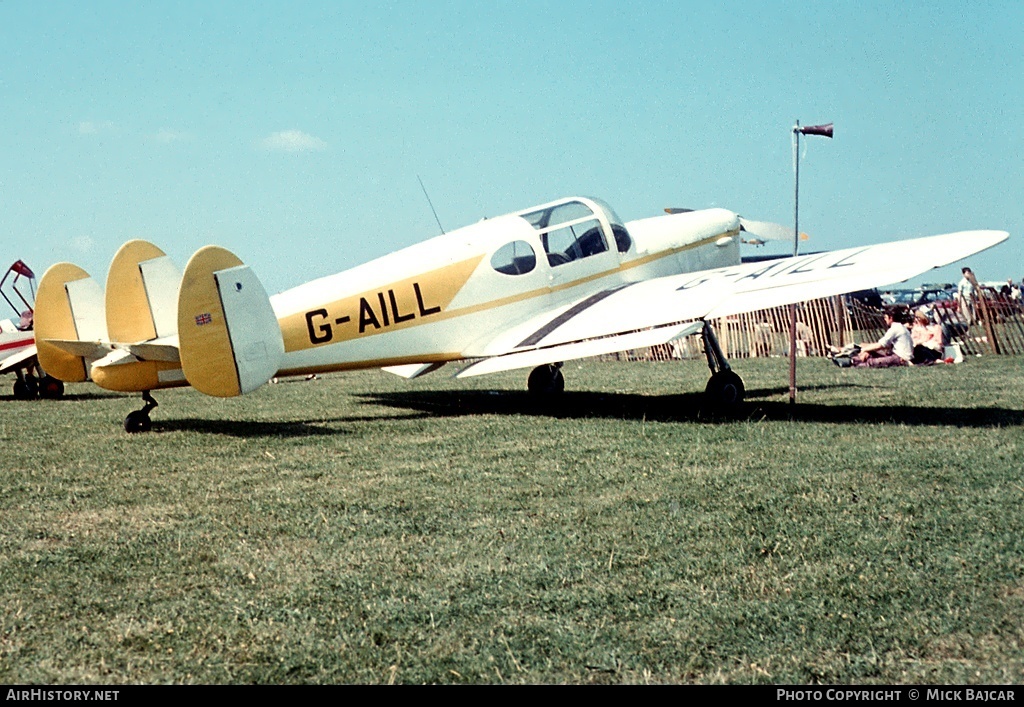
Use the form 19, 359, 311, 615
269, 198, 740, 376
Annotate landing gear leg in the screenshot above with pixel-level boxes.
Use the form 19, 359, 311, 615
527, 362, 565, 395
13, 371, 38, 400
124, 391, 158, 433
701, 321, 744, 409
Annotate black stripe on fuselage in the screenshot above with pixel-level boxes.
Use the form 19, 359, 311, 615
516, 283, 635, 348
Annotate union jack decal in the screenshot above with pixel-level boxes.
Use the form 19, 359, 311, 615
195, 312, 213, 326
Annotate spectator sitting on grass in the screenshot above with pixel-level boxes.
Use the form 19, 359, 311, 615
911, 309, 944, 365
854, 306, 913, 368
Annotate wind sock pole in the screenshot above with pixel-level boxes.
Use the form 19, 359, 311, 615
789, 121, 833, 406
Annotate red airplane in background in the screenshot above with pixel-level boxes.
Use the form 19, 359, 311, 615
1, 261, 64, 399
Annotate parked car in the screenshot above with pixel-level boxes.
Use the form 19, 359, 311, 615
846, 288, 883, 309
882, 287, 957, 311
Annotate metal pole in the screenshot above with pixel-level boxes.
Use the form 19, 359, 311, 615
789, 121, 800, 406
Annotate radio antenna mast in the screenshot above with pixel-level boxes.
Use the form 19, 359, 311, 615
417, 175, 445, 235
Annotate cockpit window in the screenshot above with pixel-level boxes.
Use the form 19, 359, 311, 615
519, 200, 610, 267
541, 219, 607, 266
588, 197, 632, 253
521, 201, 594, 231
611, 224, 632, 253
490, 240, 537, 276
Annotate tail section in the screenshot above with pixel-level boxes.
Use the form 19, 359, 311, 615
86, 239, 186, 392
34, 263, 108, 382
105, 240, 181, 342
177, 246, 283, 397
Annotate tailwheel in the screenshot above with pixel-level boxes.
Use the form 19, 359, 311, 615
704, 369, 745, 409
124, 410, 152, 433
124, 391, 158, 433
527, 363, 565, 395
38, 375, 65, 400
13, 373, 38, 400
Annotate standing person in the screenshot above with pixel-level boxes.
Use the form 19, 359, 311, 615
1008, 279, 1021, 303
957, 267, 977, 325
854, 307, 914, 368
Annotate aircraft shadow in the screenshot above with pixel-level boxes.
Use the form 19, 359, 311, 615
154, 412, 431, 438
356, 389, 1024, 428
0, 392, 122, 403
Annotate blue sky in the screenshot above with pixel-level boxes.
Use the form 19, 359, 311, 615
2, 0, 1021, 296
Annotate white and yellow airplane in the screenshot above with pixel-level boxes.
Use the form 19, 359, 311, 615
34, 196, 1007, 432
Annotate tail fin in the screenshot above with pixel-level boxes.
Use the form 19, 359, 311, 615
34, 263, 108, 382
105, 240, 181, 343
177, 246, 283, 397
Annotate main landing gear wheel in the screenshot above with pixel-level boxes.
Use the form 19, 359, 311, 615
527, 363, 565, 395
704, 370, 745, 409
124, 391, 159, 433
700, 321, 745, 411
38, 375, 65, 400
13, 374, 38, 400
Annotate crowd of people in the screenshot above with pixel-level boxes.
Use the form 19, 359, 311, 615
828, 304, 950, 368
831, 265, 1024, 369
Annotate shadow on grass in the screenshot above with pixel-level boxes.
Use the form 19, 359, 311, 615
0, 392, 122, 403
154, 412, 431, 437
355, 389, 1024, 428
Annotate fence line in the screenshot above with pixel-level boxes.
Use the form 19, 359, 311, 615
607, 293, 1024, 362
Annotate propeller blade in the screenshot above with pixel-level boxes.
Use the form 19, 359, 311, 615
738, 217, 793, 242
664, 207, 695, 214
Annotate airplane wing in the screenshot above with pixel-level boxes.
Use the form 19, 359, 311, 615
458, 229, 1007, 377
0, 344, 37, 374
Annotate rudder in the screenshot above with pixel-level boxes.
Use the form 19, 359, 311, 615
177, 246, 283, 397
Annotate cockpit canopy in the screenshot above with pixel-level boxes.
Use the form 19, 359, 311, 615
517, 197, 631, 267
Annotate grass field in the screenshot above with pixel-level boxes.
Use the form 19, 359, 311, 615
1, 356, 1022, 684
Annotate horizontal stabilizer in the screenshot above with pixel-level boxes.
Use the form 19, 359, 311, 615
457, 321, 702, 378
124, 336, 181, 362
42, 339, 115, 360
34, 263, 108, 382
178, 246, 284, 397
41, 335, 180, 363
92, 348, 139, 368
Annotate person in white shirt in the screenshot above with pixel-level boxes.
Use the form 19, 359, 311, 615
957, 267, 977, 325
854, 308, 914, 368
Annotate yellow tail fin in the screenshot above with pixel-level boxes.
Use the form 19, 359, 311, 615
177, 246, 283, 397
34, 263, 107, 382
105, 240, 181, 343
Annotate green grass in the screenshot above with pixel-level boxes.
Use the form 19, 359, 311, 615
1, 356, 1023, 684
